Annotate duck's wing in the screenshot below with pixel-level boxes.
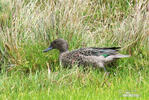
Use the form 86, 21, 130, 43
71, 47, 121, 57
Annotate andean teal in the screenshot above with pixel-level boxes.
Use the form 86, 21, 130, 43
43, 38, 130, 71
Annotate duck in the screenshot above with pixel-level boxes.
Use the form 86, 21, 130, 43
43, 38, 130, 72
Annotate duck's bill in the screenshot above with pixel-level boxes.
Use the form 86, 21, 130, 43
43, 46, 53, 52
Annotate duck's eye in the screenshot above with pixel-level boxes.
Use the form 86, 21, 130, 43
53, 41, 57, 44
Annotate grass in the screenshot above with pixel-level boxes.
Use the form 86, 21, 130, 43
0, 68, 148, 100
0, 0, 149, 99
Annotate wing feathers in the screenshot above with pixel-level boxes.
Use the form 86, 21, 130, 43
71, 47, 121, 56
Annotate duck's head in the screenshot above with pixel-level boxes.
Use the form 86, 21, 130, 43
43, 38, 68, 53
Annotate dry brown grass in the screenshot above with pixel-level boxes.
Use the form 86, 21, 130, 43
0, 0, 148, 70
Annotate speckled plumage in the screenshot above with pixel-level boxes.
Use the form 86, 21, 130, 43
43, 38, 130, 71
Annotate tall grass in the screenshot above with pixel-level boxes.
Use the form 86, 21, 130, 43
0, 0, 148, 71
0, 0, 149, 99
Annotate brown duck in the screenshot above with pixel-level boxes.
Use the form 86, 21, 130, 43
43, 38, 130, 71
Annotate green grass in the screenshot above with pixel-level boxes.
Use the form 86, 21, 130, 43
0, 67, 148, 100
0, 0, 149, 99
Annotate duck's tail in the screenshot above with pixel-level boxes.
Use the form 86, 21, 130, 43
103, 54, 130, 62
114, 54, 131, 58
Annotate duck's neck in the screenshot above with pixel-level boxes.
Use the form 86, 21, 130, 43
60, 49, 68, 54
